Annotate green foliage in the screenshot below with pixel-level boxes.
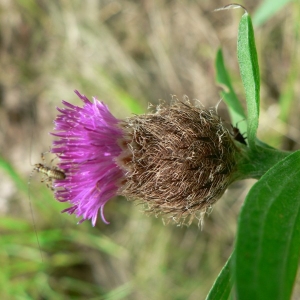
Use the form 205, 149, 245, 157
215, 49, 247, 134
235, 151, 300, 299
209, 4, 300, 299
237, 12, 260, 149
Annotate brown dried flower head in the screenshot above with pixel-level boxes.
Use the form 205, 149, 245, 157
118, 98, 239, 225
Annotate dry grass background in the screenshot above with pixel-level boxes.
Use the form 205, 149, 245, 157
0, 0, 299, 299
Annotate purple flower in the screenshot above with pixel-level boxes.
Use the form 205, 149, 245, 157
51, 90, 125, 226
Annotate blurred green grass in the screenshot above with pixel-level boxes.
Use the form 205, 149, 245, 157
0, 0, 299, 299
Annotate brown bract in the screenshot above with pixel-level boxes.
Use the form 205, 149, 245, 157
118, 99, 239, 225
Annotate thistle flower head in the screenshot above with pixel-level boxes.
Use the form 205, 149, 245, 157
51, 92, 240, 226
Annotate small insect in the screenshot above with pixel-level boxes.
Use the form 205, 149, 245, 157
231, 125, 247, 145
29, 152, 66, 190
33, 163, 66, 182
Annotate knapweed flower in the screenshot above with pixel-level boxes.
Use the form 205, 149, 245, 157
51, 91, 241, 226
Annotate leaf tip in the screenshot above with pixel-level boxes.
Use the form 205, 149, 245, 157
214, 3, 248, 14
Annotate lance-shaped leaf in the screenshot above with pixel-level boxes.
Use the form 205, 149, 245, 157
215, 48, 247, 134
237, 11, 260, 149
234, 151, 300, 299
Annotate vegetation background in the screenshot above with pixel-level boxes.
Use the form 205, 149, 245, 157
0, 0, 299, 299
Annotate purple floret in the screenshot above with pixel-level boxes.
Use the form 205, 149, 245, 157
51, 90, 125, 226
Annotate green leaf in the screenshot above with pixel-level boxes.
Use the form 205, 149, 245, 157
205, 252, 233, 300
215, 48, 247, 134
253, 0, 293, 27
234, 151, 300, 299
237, 12, 260, 149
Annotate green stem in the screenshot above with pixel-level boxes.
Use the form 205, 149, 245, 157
233, 141, 292, 181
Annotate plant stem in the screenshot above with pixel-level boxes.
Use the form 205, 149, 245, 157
232, 141, 292, 181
